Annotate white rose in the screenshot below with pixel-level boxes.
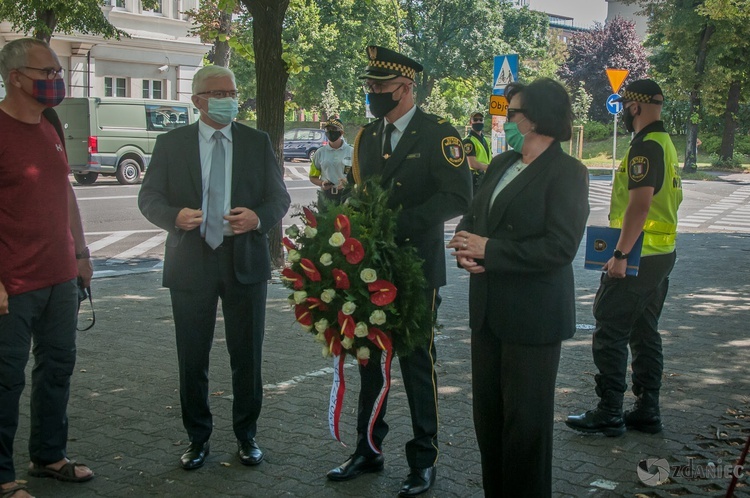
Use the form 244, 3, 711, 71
319, 253, 333, 266
342, 336, 354, 350
369, 310, 387, 326
360, 268, 378, 283
285, 225, 300, 238
341, 301, 357, 315
320, 288, 336, 304
314, 331, 326, 343
322, 345, 331, 358
356, 347, 371, 361
354, 322, 369, 338
304, 226, 318, 238
287, 249, 301, 263
293, 290, 308, 304
314, 318, 329, 334
329, 232, 346, 247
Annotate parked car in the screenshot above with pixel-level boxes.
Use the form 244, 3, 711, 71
283, 128, 328, 161
55, 97, 199, 185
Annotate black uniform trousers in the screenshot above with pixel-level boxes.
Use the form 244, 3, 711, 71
471, 319, 562, 498
592, 251, 676, 397
169, 238, 266, 444
354, 289, 440, 469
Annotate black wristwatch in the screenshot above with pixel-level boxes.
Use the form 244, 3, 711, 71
613, 249, 629, 260
76, 247, 91, 259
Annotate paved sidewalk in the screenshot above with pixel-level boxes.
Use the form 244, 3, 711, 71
12, 232, 750, 497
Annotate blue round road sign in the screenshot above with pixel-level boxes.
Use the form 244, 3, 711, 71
606, 94, 623, 115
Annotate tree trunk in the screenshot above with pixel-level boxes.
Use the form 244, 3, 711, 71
35, 8, 56, 43
212, 10, 233, 67
242, 0, 290, 267
683, 23, 715, 173
719, 80, 741, 164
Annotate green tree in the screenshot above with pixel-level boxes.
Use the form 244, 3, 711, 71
184, 0, 241, 67
0, 0, 123, 43
320, 80, 340, 119
571, 82, 593, 125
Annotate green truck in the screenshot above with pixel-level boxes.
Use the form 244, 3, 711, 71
56, 97, 199, 185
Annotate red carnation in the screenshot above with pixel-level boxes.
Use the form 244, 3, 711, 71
331, 268, 350, 290
368, 280, 398, 306
281, 268, 305, 290
294, 303, 313, 326
338, 310, 356, 339
334, 214, 351, 238
282, 237, 297, 250
299, 258, 322, 282
341, 238, 365, 265
303, 206, 318, 228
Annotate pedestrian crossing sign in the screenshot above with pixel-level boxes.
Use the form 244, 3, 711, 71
493, 55, 518, 95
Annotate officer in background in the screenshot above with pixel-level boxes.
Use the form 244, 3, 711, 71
308, 117, 353, 204
462, 111, 492, 192
566, 79, 683, 437
326, 45, 471, 497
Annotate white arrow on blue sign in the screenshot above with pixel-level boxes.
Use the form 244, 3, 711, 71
606, 94, 623, 115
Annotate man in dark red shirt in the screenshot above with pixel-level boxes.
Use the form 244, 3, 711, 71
0, 38, 94, 497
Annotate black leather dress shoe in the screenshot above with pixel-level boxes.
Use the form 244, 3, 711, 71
399, 466, 436, 497
237, 439, 264, 466
565, 409, 626, 437
326, 454, 384, 481
180, 441, 209, 470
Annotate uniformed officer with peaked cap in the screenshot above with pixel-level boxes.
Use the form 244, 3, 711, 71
325, 45, 472, 497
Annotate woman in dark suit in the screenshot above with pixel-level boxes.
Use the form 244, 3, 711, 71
447, 78, 590, 497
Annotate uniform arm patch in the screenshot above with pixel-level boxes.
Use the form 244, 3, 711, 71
442, 136, 465, 167
628, 156, 650, 182
463, 142, 475, 156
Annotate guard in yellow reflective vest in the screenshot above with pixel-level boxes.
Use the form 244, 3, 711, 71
567, 79, 683, 437
462, 111, 493, 192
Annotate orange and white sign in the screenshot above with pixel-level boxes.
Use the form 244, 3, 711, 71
606, 68, 629, 94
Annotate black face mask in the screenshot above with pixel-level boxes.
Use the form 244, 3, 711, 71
471, 122, 484, 132
623, 104, 638, 133
326, 130, 342, 142
368, 91, 399, 119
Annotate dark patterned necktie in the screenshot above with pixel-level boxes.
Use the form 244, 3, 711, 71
383, 123, 396, 160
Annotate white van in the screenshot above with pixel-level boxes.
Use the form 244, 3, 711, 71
56, 97, 199, 185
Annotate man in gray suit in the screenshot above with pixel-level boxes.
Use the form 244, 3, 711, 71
138, 65, 290, 471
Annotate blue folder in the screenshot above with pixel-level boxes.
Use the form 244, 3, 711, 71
584, 226, 644, 277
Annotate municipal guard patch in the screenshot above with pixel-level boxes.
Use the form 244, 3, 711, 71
464, 142, 474, 154
442, 137, 465, 167
629, 156, 649, 182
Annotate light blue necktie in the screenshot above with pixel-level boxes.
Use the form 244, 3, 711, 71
205, 131, 226, 249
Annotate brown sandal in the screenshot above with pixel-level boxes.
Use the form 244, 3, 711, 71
28, 460, 93, 483
0, 484, 29, 497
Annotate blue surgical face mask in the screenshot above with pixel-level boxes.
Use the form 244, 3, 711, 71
503, 120, 528, 151
205, 97, 239, 125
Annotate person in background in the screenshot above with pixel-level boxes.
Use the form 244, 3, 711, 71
326, 45, 472, 497
0, 37, 95, 498
308, 117, 353, 204
138, 65, 290, 472
463, 111, 493, 192
447, 78, 590, 497
566, 79, 682, 437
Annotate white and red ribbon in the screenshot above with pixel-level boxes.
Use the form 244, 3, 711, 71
366, 347, 393, 454
328, 353, 347, 444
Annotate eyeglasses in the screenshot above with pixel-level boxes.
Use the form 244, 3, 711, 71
21, 66, 64, 80
362, 81, 404, 94
506, 108, 527, 120
196, 90, 239, 99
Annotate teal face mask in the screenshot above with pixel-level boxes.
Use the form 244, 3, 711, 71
206, 97, 239, 125
503, 120, 528, 151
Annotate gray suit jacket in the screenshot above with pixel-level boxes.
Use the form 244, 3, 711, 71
138, 121, 290, 290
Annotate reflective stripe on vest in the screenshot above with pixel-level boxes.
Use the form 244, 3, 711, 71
609, 131, 683, 256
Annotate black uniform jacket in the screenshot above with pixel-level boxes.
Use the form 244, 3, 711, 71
138, 121, 291, 290
456, 143, 590, 344
355, 108, 473, 288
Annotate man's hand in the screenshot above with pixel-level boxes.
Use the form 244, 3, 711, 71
225, 207, 259, 234
175, 208, 203, 231
602, 256, 628, 278
0, 280, 8, 315
77, 258, 94, 288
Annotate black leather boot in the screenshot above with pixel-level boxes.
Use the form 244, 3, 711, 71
624, 390, 663, 433
566, 391, 626, 437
